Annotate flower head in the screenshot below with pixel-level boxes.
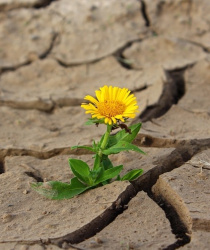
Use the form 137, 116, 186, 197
81, 85, 139, 125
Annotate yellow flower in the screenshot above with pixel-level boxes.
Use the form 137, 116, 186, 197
81, 85, 139, 125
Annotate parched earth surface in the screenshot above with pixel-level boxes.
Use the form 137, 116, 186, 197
0, 0, 210, 249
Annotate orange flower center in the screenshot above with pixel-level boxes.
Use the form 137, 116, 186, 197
97, 100, 126, 118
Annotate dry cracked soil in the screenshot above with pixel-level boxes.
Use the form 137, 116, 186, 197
0, 0, 210, 249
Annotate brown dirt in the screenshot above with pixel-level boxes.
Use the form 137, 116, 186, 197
0, 0, 210, 249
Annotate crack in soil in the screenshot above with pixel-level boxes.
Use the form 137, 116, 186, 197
24, 171, 44, 182
54, 37, 147, 69
0, 146, 93, 173
34, 0, 59, 9
0, 159, 5, 174
0, 95, 84, 112
139, 66, 188, 122
0, 137, 209, 167
113, 40, 141, 70
0, 147, 92, 165
0, 84, 147, 113
139, 0, 150, 27
3, 144, 209, 248
0, 2, 209, 249
134, 135, 210, 149
40, 32, 58, 59
54, 52, 107, 68
0, 33, 57, 76
0, 99, 54, 112
131, 145, 209, 249
132, 145, 205, 192
148, 193, 191, 250
0, 0, 59, 12
0, 61, 31, 75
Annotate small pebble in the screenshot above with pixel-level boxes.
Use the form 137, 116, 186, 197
1, 213, 13, 223
95, 237, 103, 244
23, 189, 28, 194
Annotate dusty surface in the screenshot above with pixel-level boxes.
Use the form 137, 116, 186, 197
77, 192, 176, 250
0, 0, 210, 249
152, 149, 210, 250
1, 156, 129, 240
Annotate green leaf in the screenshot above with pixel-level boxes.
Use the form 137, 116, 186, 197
103, 141, 145, 155
94, 165, 123, 184
116, 175, 121, 181
91, 167, 104, 182
93, 153, 101, 170
100, 155, 114, 170
108, 123, 141, 147
121, 169, 143, 181
71, 145, 95, 152
92, 140, 98, 151
101, 180, 110, 185
30, 177, 89, 200
69, 158, 92, 185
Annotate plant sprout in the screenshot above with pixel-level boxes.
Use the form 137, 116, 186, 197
31, 86, 145, 199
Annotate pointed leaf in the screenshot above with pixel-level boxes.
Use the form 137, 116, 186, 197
71, 145, 96, 152
30, 177, 89, 200
94, 165, 123, 184
69, 158, 91, 185
91, 167, 104, 182
108, 123, 141, 147
121, 169, 143, 181
93, 153, 101, 170
103, 141, 145, 155
69, 158, 90, 176
99, 133, 105, 146
100, 155, 114, 170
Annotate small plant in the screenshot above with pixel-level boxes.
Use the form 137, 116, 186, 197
31, 86, 145, 199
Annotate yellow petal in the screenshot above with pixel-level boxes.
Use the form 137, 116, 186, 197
104, 117, 109, 124
84, 95, 98, 105
102, 85, 109, 100
82, 85, 139, 123
108, 86, 113, 100
111, 117, 117, 124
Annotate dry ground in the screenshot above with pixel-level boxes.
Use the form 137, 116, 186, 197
0, 0, 210, 249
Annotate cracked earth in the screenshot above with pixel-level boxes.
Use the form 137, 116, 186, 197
0, 0, 210, 249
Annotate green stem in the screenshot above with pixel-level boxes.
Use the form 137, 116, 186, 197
100, 124, 112, 155
94, 124, 112, 170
